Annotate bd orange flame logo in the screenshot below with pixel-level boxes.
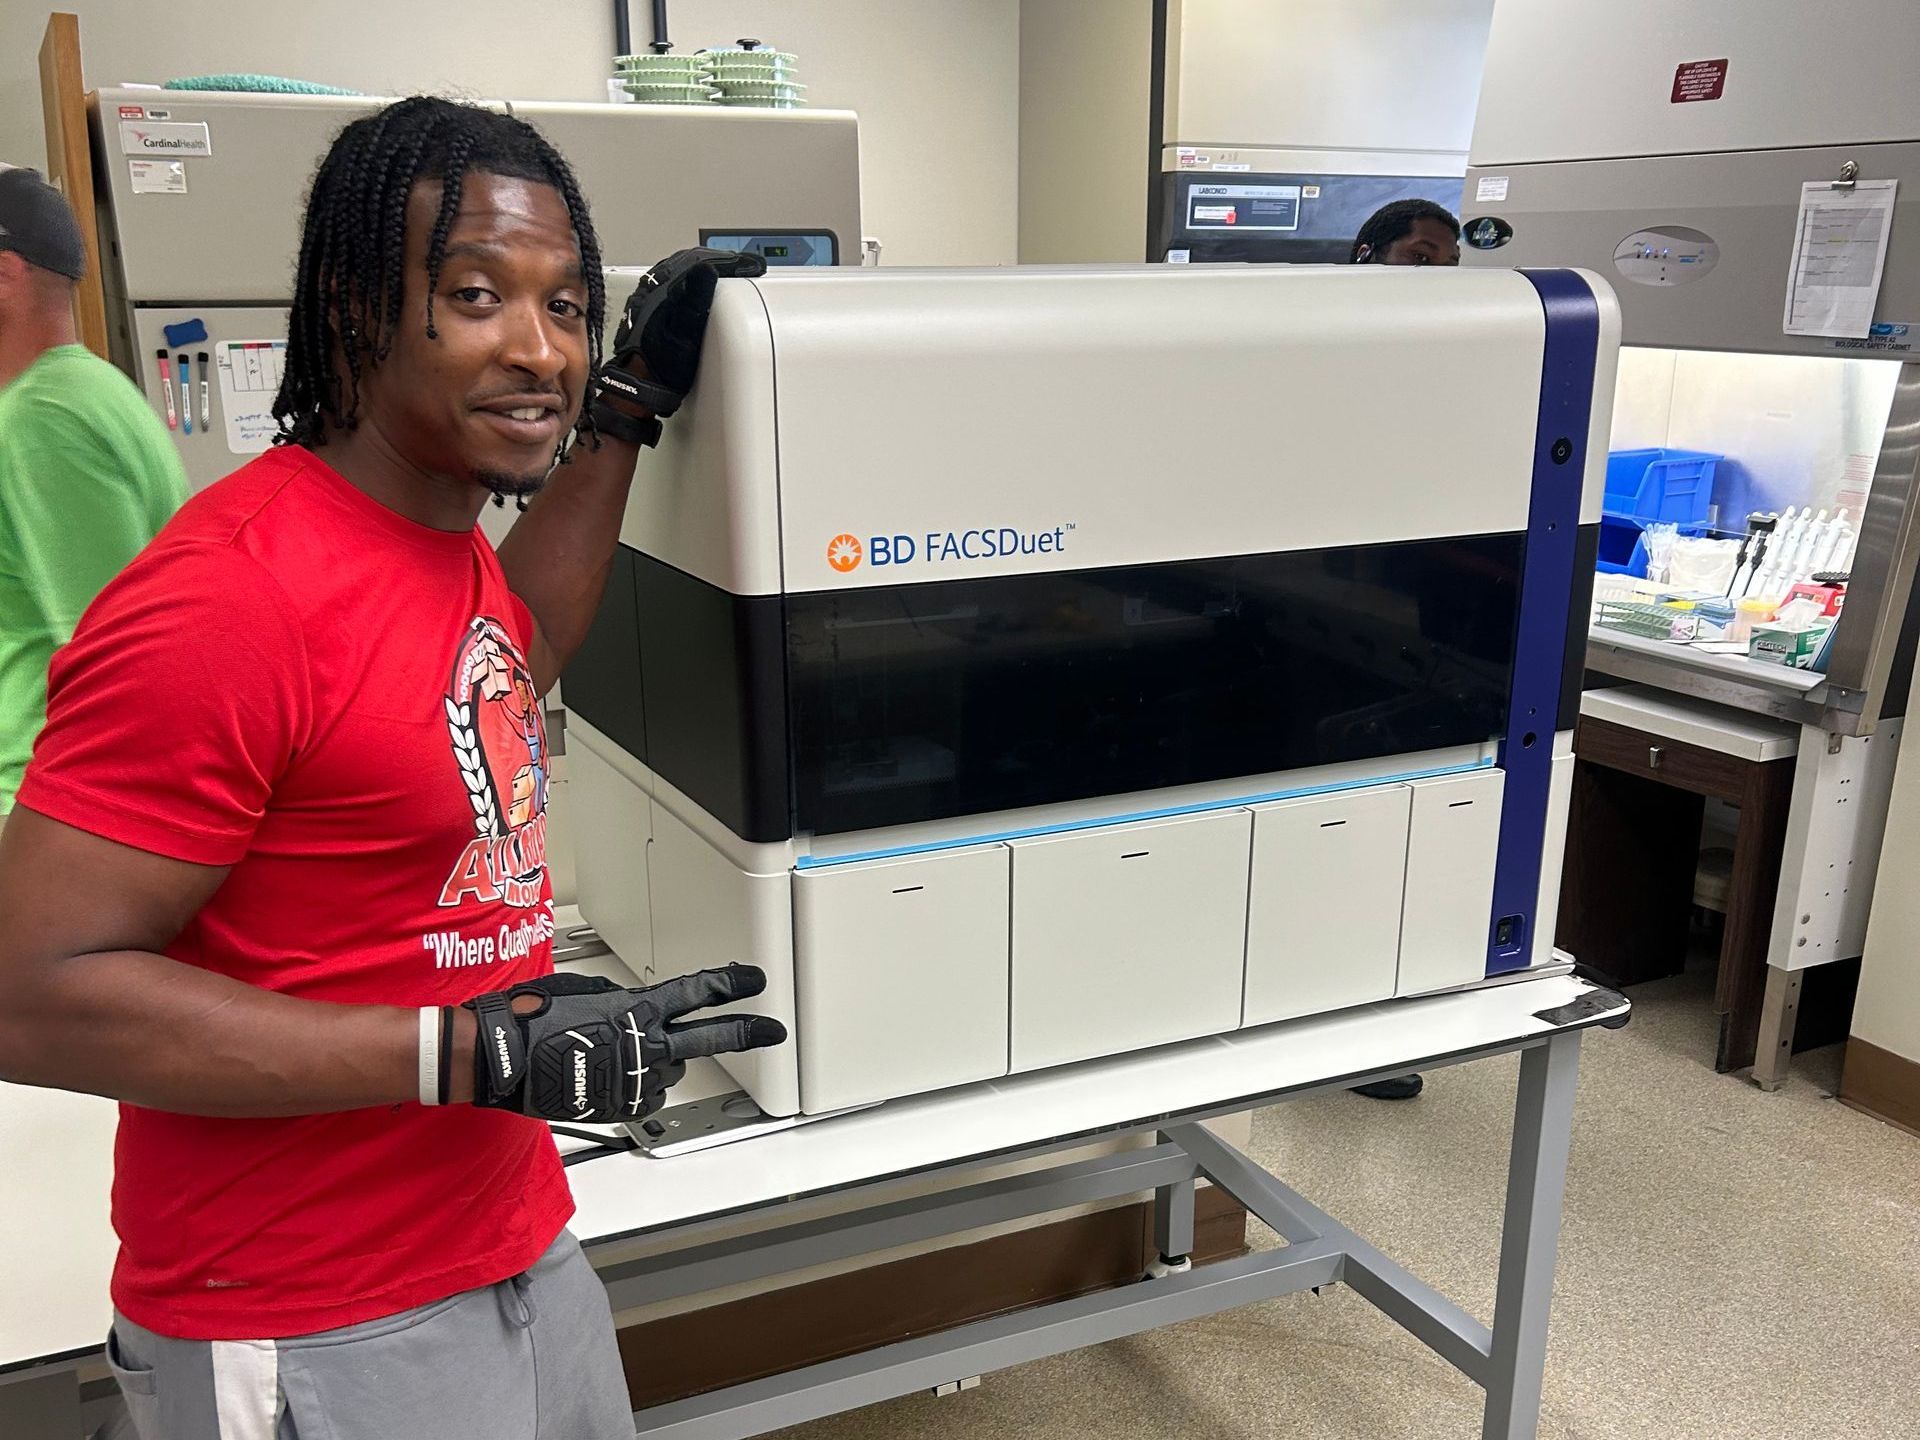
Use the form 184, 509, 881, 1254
826, 533, 863, 573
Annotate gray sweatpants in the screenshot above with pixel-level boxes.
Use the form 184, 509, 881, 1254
104, 1230, 633, 1440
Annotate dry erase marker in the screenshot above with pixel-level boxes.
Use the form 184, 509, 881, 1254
197, 351, 210, 429
178, 354, 192, 434
156, 350, 177, 430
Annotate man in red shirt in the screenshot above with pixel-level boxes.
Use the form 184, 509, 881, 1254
0, 97, 780, 1438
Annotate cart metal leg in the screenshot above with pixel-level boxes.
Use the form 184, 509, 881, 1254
1482, 1032, 1582, 1440
623, 1026, 1589, 1440
1750, 964, 1803, 1092
1151, 1129, 1195, 1265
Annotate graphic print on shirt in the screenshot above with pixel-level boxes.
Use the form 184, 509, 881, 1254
439, 616, 550, 910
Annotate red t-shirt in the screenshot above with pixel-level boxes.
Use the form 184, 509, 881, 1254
17, 445, 573, 1340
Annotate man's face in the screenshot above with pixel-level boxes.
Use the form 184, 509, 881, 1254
352, 172, 591, 498
1377, 217, 1461, 267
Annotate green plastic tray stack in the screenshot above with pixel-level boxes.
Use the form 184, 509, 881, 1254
701, 41, 806, 109
612, 50, 718, 105
613, 38, 808, 108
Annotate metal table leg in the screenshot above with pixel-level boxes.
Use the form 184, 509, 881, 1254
1750, 964, 1804, 1092
1715, 750, 1795, 1073
1753, 720, 1905, 1082
1482, 1030, 1583, 1440
1151, 1129, 1196, 1267
624, 1020, 1603, 1440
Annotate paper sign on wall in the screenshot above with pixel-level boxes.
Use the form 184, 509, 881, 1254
1784, 179, 1898, 339
216, 340, 286, 454
128, 160, 187, 195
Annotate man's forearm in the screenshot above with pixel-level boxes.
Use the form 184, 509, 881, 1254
0, 947, 478, 1117
497, 431, 644, 691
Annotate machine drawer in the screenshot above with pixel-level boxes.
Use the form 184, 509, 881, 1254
1396, 769, 1505, 996
1009, 809, 1251, 1073
1243, 784, 1411, 1026
793, 845, 1011, 1112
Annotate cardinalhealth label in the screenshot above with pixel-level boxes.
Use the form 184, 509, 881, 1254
1671, 58, 1728, 103
118, 120, 212, 157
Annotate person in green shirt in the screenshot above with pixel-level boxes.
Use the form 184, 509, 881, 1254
0, 166, 187, 819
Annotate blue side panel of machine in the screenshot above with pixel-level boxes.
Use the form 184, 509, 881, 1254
1486, 269, 1600, 975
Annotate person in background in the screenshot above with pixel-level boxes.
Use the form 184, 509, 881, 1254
1350, 198, 1461, 267
0, 166, 187, 828
1342, 194, 1460, 1100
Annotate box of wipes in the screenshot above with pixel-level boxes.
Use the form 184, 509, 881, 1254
1749, 625, 1825, 668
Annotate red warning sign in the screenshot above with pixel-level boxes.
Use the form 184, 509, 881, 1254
1671, 59, 1728, 104
117, 104, 145, 119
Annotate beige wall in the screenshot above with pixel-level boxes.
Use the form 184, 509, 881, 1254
0, 3, 610, 153
686, 2, 1020, 266
1017, 0, 1152, 264
0, 1, 1021, 267
1166, 0, 1493, 154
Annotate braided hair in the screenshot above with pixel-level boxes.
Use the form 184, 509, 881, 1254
274, 96, 605, 462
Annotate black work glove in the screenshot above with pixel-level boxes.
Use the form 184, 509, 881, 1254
597, 246, 768, 419
463, 966, 785, 1123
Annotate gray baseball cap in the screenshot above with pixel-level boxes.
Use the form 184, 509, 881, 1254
0, 167, 87, 281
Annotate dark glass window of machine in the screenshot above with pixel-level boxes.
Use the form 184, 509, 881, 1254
785, 534, 1523, 836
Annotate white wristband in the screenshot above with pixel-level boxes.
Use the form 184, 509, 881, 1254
418, 1006, 441, 1106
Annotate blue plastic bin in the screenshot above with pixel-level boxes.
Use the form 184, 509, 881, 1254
1603, 448, 1721, 527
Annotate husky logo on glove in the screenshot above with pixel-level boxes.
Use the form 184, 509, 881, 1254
438, 617, 549, 909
